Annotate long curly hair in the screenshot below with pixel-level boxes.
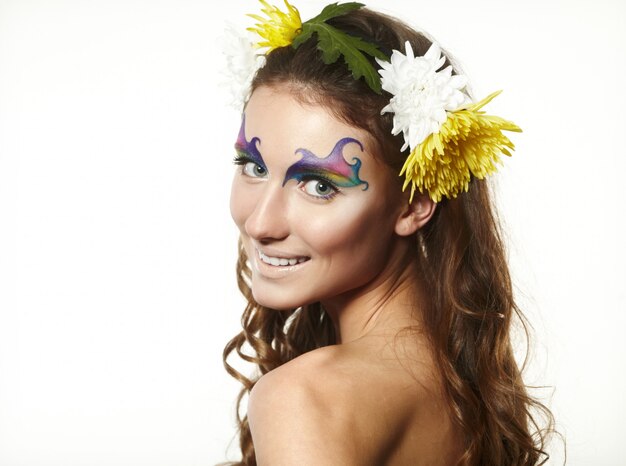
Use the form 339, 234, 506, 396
222, 7, 555, 466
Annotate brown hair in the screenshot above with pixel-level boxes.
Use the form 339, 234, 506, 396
222, 7, 555, 465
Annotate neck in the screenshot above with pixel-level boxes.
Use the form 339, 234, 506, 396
321, 237, 425, 344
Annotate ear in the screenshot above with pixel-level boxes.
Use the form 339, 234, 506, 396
394, 192, 436, 237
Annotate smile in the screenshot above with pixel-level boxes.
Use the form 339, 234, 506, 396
258, 250, 310, 267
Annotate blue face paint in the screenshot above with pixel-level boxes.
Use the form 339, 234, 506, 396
234, 116, 368, 200
282, 138, 369, 190
233, 116, 266, 171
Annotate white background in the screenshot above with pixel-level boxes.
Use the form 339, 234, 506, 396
1, 0, 624, 464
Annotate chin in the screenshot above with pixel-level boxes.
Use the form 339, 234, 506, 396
252, 290, 301, 311
250, 285, 312, 311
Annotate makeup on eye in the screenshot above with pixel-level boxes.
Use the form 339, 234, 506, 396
234, 155, 341, 200
233, 154, 268, 178
234, 116, 267, 174
282, 138, 369, 191
233, 117, 368, 200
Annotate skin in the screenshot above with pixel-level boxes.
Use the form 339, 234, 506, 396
230, 86, 464, 465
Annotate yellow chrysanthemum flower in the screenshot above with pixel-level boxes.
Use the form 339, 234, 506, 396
400, 91, 522, 203
247, 0, 302, 52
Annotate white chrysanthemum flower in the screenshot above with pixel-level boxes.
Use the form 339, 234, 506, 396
220, 25, 267, 111
376, 41, 471, 151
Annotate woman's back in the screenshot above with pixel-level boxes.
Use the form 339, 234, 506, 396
248, 333, 464, 465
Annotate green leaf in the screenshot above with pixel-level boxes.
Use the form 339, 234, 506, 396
291, 27, 313, 49
290, 2, 389, 93
310, 2, 364, 23
303, 22, 387, 93
293, 3, 362, 49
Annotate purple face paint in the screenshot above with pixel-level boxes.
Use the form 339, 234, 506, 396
283, 138, 369, 190
233, 116, 266, 170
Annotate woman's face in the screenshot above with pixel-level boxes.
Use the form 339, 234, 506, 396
230, 86, 405, 310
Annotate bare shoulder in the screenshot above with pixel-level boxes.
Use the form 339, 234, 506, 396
247, 342, 460, 465
247, 345, 363, 465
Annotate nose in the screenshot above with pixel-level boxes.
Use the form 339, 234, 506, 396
244, 181, 290, 242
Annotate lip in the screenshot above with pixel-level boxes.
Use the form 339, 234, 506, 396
258, 249, 309, 266
256, 245, 310, 260
253, 247, 310, 278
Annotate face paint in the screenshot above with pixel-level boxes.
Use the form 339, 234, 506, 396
282, 137, 369, 190
234, 116, 266, 170
231, 87, 405, 312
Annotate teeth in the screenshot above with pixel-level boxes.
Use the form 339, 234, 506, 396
258, 250, 308, 267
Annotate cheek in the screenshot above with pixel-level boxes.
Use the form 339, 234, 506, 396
299, 200, 391, 258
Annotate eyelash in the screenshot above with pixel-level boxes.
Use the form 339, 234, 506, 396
233, 154, 341, 201
233, 154, 256, 166
233, 154, 267, 176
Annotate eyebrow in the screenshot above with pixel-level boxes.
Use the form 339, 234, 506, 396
234, 116, 266, 168
282, 137, 369, 190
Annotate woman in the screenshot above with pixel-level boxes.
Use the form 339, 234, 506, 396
223, 2, 554, 464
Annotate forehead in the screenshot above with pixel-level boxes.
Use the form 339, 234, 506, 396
243, 86, 377, 166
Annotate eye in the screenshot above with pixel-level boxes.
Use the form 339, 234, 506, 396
302, 179, 339, 200
242, 161, 267, 178
233, 154, 268, 179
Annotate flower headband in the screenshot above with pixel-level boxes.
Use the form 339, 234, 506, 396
224, 0, 521, 202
